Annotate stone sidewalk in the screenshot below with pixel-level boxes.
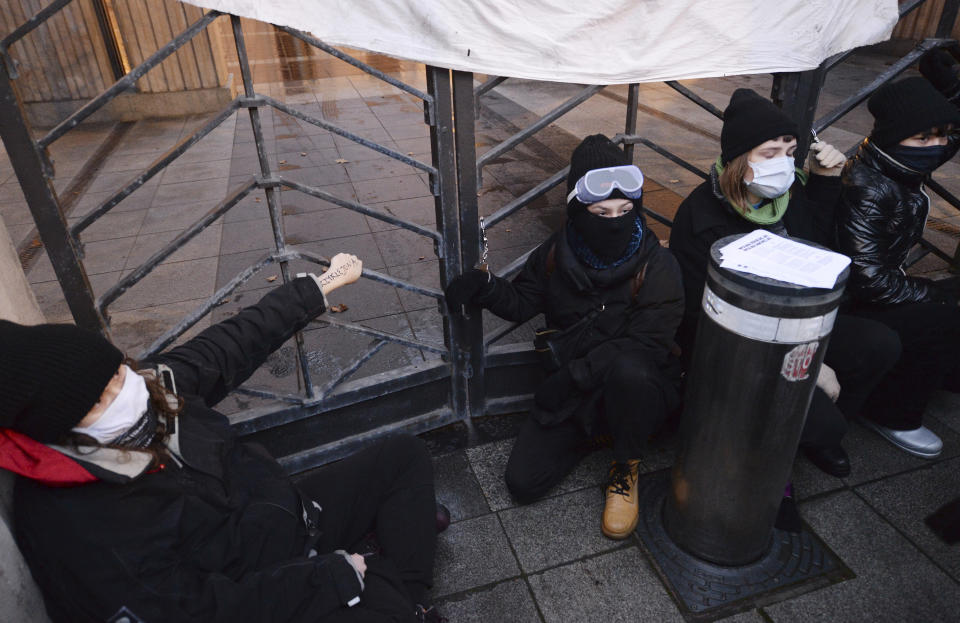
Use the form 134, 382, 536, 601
2, 20, 960, 621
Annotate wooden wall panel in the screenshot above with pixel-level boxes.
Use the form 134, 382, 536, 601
0, 0, 227, 103
894, 0, 960, 40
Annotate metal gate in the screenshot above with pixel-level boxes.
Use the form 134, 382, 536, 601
3, 0, 960, 473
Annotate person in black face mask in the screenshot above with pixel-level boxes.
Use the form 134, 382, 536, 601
837, 75, 960, 459
444, 134, 685, 539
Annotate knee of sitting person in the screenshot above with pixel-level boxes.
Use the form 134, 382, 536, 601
380, 434, 430, 473
605, 352, 658, 389
864, 323, 902, 374
504, 462, 547, 505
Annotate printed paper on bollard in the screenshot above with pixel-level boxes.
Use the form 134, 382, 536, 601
718, 230, 850, 289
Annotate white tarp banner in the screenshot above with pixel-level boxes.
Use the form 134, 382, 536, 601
186, 0, 900, 84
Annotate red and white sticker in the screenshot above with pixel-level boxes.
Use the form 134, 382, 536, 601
781, 341, 819, 381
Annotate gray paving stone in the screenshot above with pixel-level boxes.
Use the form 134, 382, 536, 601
125, 225, 223, 269
435, 579, 541, 623
284, 208, 369, 244
337, 140, 401, 162
289, 234, 387, 270
529, 547, 684, 623
139, 201, 214, 234
432, 450, 491, 523
220, 218, 276, 255
713, 610, 767, 623
790, 452, 845, 501
161, 158, 232, 184
926, 390, 960, 436
764, 491, 960, 623
72, 208, 147, 243
279, 183, 358, 214
108, 298, 213, 355
355, 173, 430, 204
386, 259, 441, 313
29, 235, 138, 283
841, 418, 960, 486
373, 228, 437, 267
855, 457, 960, 581
431, 514, 520, 598
278, 164, 351, 187
499, 488, 620, 573
152, 178, 228, 207
110, 257, 218, 313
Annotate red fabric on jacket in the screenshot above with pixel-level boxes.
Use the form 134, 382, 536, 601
0, 428, 96, 486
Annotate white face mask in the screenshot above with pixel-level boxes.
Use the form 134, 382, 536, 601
745, 156, 795, 199
73, 365, 150, 444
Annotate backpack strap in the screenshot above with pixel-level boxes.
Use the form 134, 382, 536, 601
631, 263, 648, 299
545, 243, 557, 278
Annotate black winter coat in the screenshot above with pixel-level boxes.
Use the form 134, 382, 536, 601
837, 137, 960, 305
669, 166, 841, 354
14, 278, 363, 623
476, 221, 684, 430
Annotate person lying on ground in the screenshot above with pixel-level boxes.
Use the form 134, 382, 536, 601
0, 253, 446, 623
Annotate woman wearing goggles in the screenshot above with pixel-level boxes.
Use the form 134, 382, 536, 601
445, 134, 685, 540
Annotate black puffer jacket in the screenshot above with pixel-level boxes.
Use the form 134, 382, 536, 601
837, 137, 960, 305
476, 219, 684, 429
13, 279, 364, 623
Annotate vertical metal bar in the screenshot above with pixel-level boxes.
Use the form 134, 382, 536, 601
0, 57, 108, 335
231, 16, 314, 399
426, 66, 469, 420
936, 0, 960, 38
451, 70, 486, 421
91, 0, 126, 80
624, 83, 639, 161
771, 65, 828, 167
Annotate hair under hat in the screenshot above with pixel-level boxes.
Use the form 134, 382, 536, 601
0, 320, 123, 442
867, 77, 960, 148
720, 88, 798, 164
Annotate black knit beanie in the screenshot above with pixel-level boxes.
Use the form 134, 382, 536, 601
867, 77, 960, 148
566, 134, 631, 214
721, 88, 798, 163
0, 320, 123, 442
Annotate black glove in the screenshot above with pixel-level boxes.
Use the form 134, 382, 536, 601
534, 367, 574, 412
920, 49, 960, 100
444, 268, 492, 314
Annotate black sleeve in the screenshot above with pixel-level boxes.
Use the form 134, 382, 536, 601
148, 277, 327, 405
837, 182, 934, 304
800, 173, 842, 248
567, 248, 685, 390
473, 241, 550, 323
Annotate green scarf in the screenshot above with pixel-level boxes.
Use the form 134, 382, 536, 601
714, 157, 808, 225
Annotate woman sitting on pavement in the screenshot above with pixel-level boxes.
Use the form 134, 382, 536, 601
836, 76, 960, 459
669, 88, 901, 486
0, 254, 445, 623
445, 134, 684, 540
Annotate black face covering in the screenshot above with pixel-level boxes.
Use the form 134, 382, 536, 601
109, 403, 159, 449
569, 204, 637, 264
886, 143, 952, 173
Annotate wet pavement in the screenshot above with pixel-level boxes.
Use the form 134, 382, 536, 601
2, 18, 960, 622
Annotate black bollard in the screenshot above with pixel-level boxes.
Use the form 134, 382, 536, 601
663, 235, 848, 566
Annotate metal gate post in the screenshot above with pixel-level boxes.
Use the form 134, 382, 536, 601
937, 0, 960, 37
427, 67, 471, 420
771, 65, 829, 167
0, 57, 108, 335
451, 70, 486, 419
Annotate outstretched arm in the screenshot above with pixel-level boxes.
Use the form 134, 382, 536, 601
149, 254, 362, 405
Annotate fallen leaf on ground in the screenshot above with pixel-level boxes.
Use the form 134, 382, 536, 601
254, 197, 261, 203
329, 304, 349, 313
669, 179, 680, 183
265, 275, 278, 282
418, 256, 425, 260
335, 158, 349, 164
300, 152, 307, 156
279, 160, 287, 164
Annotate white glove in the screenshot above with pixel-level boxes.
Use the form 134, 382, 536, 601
808, 141, 846, 176
816, 363, 841, 402
298, 253, 363, 296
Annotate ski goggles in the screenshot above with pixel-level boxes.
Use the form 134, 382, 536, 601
566, 165, 644, 204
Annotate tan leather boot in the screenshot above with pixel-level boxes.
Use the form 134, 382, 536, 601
601, 460, 640, 539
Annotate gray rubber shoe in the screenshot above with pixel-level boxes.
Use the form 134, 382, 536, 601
860, 419, 943, 458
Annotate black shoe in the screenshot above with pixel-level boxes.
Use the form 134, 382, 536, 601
415, 604, 447, 622
775, 493, 802, 534
802, 444, 851, 478
435, 503, 451, 534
